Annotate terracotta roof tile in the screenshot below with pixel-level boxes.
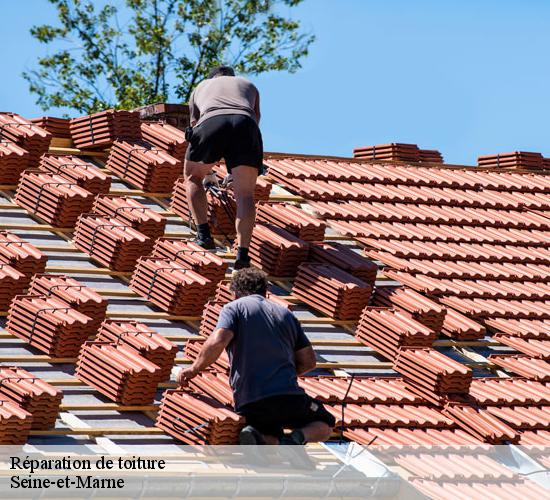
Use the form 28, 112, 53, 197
488, 355, 550, 382
70, 110, 141, 149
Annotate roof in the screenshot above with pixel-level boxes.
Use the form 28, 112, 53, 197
0, 110, 548, 494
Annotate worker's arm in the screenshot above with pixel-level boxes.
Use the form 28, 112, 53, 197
295, 345, 317, 375
177, 328, 234, 384
188, 90, 199, 127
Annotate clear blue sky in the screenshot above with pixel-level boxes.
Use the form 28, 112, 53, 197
1, 0, 550, 165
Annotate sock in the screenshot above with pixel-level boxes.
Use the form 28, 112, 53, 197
197, 223, 211, 240
289, 429, 306, 444
236, 247, 249, 261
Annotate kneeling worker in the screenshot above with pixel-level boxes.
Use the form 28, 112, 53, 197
177, 268, 335, 445
185, 66, 263, 270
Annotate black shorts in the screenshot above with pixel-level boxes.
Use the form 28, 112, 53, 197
185, 114, 264, 172
238, 393, 336, 438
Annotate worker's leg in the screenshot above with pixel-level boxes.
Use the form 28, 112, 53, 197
297, 421, 332, 443
184, 159, 214, 245
231, 165, 258, 265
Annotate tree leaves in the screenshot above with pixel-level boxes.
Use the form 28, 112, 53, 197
24, 0, 314, 113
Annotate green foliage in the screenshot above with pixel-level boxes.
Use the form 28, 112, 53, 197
24, 0, 314, 113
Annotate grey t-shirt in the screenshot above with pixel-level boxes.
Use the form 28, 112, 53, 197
189, 76, 260, 126
216, 295, 310, 410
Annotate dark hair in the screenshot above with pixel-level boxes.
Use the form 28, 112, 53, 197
208, 66, 235, 78
230, 268, 267, 298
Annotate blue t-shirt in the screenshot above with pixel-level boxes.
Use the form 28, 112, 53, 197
216, 294, 311, 410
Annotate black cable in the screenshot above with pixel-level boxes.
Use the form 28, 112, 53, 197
339, 374, 356, 444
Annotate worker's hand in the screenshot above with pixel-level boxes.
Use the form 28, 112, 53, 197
176, 367, 198, 387
203, 171, 219, 190
221, 174, 233, 189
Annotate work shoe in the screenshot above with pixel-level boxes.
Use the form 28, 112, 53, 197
192, 236, 216, 250
278, 433, 314, 470
234, 257, 251, 270
239, 425, 266, 445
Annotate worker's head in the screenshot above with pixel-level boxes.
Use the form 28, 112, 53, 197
208, 66, 236, 79
230, 267, 268, 299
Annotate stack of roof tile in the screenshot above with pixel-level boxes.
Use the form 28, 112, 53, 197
0, 112, 51, 166
93, 195, 166, 241
171, 177, 236, 237
418, 149, 444, 164
0, 140, 29, 183
185, 338, 229, 372
199, 300, 225, 338
74, 214, 151, 271
256, 202, 326, 241
15, 170, 94, 226
309, 241, 378, 285
39, 154, 111, 194
69, 110, 141, 149
0, 264, 27, 310
478, 151, 544, 170
0, 397, 33, 444
130, 258, 212, 315
97, 319, 177, 381
440, 308, 487, 340
214, 279, 295, 309
0, 232, 47, 285
0, 367, 62, 430
152, 238, 227, 288
156, 389, 244, 444
248, 223, 309, 276
28, 274, 107, 332
394, 348, 473, 403
76, 342, 162, 405
292, 263, 372, 320
140, 122, 187, 160
353, 143, 421, 162
106, 140, 181, 192
488, 355, 550, 382
372, 285, 447, 331
188, 371, 233, 406
30, 117, 71, 139
7, 295, 94, 357
355, 308, 437, 360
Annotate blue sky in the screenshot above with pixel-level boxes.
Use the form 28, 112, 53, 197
1, 0, 550, 164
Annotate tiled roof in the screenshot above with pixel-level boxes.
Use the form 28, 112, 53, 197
0, 108, 547, 489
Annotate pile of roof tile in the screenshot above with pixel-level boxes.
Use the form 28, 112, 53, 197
0, 140, 29, 183
74, 214, 151, 271
353, 143, 421, 162
30, 116, 71, 139
0, 112, 51, 166
0, 264, 27, 310
76, 342, 162, 405
29, 274, 107, 331
152, 238, 227, 287
372, 285, 447, 331
248, 223, 309, 276
199, 300, 225, 338
15, 170, 94, 226
141, 122, 187, 160
171, 177, 236, 237
293, 263, 372, 320
185, 338, 229, 372
0, 397, 33, 444
70, 110, 141, 149
0, 367, 62, 430
7, 295, 94, 357
156, 389, 244, 444
188, 371, 233, 405
256, 202, 326, 241
40, 154, 111, 194
440, 308, 486, 340
309, 241, 378, 284
93, 195, 166, 241
478, 151, 544, 170
355, 308, 437, 359
97, 319, 177, 381
418, 149, 444, 164
130, 258, 212, 315
0, 232, 47, 286
106, 140, 181, 192
393, 348, 473, 403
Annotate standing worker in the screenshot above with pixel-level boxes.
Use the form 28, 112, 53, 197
185, 66, 263, 270
177, 268, 335, 446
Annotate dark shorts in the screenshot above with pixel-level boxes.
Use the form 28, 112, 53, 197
185, 114, 264, 172
238, 393, 336, 438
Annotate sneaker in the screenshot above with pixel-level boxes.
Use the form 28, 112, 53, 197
193, 236, 216, 250
239, 425, 266, 445
234, 257, 251, 270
